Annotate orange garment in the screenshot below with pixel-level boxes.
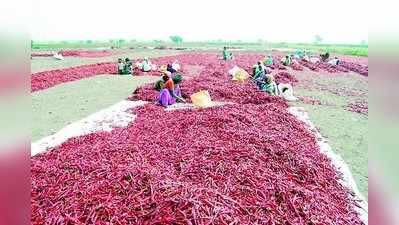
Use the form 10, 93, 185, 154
164, 79, 174, 90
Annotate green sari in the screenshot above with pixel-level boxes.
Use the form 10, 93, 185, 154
264, 57, 273, 66
223, 50, 232, 60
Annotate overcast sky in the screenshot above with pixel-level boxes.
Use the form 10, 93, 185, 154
31, 0, 368, 44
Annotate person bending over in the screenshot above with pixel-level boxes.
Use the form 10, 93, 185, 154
158, 75, 185, 107
222, 47, 233, 60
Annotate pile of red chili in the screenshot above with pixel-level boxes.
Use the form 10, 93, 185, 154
32, 103, 363, 224
31, 52, 368, 92
347, 99, 368, 115
31, 62, 117, 92
31, 53, 365, 224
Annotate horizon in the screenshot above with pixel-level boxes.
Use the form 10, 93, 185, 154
32, 39, 368, 46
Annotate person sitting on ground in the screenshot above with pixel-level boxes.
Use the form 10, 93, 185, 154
117, 58, 124, 74
320, 52, 330, 62
278, 83, 298, 101
303, 53, 310, 62
159, 65, 167, 74
154, 78, 165, 91
328, 56, 341, 66
253, 62, 269, 89
141, 57, 152, 72
291, 54, 300, 65
264, 55, 274, 66
172, 74, 183, 95
252, 61, 266, 80
262, 75, 278, 96
53, 51, 64, 60
281, 55, 292, 66
294, 50, 306, 59
172, 60, 180, 71
158, 74, 186, 107
167, 64, 177, 74
222, 47, 233, 60
122, 58, 132, 75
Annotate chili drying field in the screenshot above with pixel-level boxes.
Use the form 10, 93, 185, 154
31, 49, 368, 224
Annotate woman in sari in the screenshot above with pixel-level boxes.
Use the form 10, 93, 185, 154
158, 75, 185, 107
264, 55, 274, 66
253, 61, 269, 80
167, 64, 177, 74
281, 55, 292, 66
262, 75, 278, 96
141, 57, 152, 72
222, 47, 233, 60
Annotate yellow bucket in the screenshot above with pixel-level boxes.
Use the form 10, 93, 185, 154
190, 90, 213, 108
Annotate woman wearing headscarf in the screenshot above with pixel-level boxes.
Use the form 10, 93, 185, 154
117, 58, 124, 74
167, 64, 177, 74
281, 55, 292, 66
222, 47, 233, 60
141, 57, 152, 72
253, 61, 267, 80
123, 58, 132, 74
262, 75, 278, 96
328, 56, 341, 66
264, 55, 274, 66
172, 60, 180, 71
158, 74, 185, 107
320, 52, 330, 62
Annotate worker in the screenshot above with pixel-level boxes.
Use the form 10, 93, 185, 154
172, 74, 183, 99
122, 58, 132, 75
158, 75, 186, 107
117, 58, 124, 74
303, 54, 310, 62
320, 52, 330, 62
172, 60, 181, 71
253, 62, 269, 90
155, 73, 183, 91
328, 57, 341, 66
262, 75, 278, 96
278, 83, 298, 101
141, 57, 152, 72
252, 61, 266, 80
222, 47, 233, 60
167, 64, 177, 74
294, 50, 305, 59
281, 55, 292, 66
264, 55, 274, 66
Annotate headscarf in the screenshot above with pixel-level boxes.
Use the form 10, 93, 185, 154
266, 74, 274, 84
172, 74, 183, 84
160, 65, 167, 73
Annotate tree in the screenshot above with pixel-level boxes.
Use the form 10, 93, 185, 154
118, 39, 125, 45
86, 40, 93, 44
314, 35, 323, 44
169, 35, 183, 44
153, 39, 164, 44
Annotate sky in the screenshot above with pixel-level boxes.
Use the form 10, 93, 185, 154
31, 0, 369, 44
